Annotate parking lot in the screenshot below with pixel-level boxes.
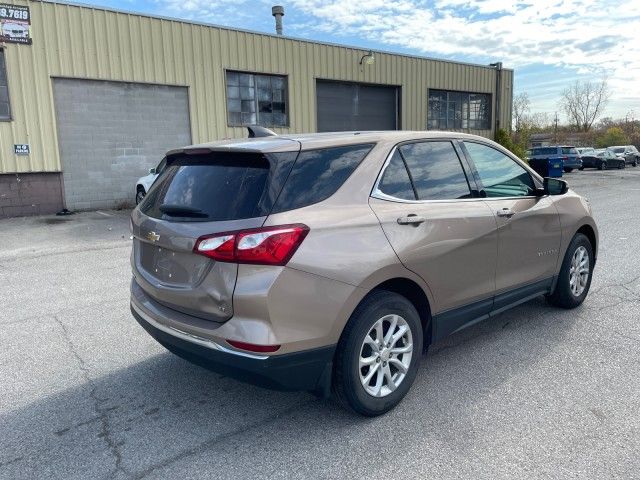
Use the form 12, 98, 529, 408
1, 168, 639, 479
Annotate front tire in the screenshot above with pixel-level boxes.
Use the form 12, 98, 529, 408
547, 233, 594, 309
598, 162, 606, 170
332, 291, 423, 416
564, 168, 573, 173
135, 187, 146, 205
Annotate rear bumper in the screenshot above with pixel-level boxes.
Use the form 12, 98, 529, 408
131, 303, 335, 395
564, 160, 582, 169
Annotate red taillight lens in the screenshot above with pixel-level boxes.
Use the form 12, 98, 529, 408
193, 224, 309, 266
226, 339, 281, 353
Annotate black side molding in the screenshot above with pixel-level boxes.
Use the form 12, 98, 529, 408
432, 277, 555, 342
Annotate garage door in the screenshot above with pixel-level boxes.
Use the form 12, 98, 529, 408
53, 79, 191, 211
316, 80, 399, 132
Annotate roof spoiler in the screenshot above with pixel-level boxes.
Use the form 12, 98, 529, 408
247, 125, 277, 138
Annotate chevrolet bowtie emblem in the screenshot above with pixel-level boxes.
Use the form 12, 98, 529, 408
147, 231, 160, 242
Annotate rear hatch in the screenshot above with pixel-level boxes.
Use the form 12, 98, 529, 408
131, 146, 299, 322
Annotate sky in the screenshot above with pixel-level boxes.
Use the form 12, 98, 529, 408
76, 0, 640, 123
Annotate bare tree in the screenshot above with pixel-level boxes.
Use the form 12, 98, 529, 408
512, 92, 530, 131
526, 112, 552, 130
559, 78, 611, 132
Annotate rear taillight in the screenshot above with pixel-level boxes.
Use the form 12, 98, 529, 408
194, 224, 309, 266
562, 156, 569, 160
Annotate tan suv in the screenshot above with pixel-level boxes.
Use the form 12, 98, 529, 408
130, 131, 598, 416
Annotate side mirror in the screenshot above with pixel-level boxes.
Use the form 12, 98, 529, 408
544, 177, 568, 195
149, 167, 157, 175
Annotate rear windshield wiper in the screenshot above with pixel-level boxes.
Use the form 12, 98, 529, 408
159, 204, 209, 218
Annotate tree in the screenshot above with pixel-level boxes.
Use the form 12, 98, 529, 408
559, 78, 611, 132
596, 127, 629, 148
512, 92, 530, 132
496, 128, 527, 159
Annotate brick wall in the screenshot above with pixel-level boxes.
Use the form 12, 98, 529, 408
0, 173, 64, 218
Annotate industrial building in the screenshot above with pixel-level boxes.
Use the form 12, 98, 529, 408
0, 0, 513, 217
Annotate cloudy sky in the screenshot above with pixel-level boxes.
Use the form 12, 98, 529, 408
82, 0, 639, 121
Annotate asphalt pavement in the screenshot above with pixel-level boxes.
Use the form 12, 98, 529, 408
1, 168, 639, 479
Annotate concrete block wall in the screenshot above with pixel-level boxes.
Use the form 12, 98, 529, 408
0, 173, 64, 218
52, 79, 191, 211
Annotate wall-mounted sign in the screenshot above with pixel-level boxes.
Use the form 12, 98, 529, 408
0, 4, 31, 45
14, 144, 29, 155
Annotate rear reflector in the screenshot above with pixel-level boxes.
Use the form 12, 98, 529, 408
226, 340, 281, 353
194, 224, 309, 266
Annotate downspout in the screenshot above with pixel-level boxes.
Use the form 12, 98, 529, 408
490, 62, 503, 137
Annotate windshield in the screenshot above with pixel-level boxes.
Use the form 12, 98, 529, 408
612, 147, 625, 153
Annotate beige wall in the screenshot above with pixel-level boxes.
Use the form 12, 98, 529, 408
0, 0, 513, 174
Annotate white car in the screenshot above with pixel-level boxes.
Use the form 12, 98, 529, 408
135, 158, 165, 204
2, 23, 29, 39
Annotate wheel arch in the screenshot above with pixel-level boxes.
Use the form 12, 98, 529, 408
576, 224, 597, 260
374, 278, 432, 349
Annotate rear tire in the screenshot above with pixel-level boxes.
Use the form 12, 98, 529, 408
633, 159, 638, 167
598, 162, 606, 170
564, 168, 573, 173
332, 291, 423, 416
619, 162, 625, 170
547, 233, 594, 309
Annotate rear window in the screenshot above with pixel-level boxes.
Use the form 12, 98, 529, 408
140, 152, 296, 222
533, 147, 557, 155
612, 147, 625, 153
271, 144, 373, 213
562, 147, 578, 154
140, 144, 373, 221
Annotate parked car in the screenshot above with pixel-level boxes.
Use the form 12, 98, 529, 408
609, 145, 639, 167
581, 148, 625, 170
135, 158, 165, 204
130, 130, 598, 416
529, 145, 582, 172
1, 22, 29, 39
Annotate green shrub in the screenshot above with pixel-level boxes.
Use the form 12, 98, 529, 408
495, 128, 527, 160
595, 127, 629, 148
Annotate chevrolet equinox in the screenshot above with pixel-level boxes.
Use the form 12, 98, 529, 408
130, 131, 597, 416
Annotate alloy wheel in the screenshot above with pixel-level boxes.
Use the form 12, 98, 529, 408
569, 246, 590, 297
359, 314, 413, 398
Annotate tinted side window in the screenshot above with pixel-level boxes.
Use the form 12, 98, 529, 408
562, 147, 577, 154
272, 144, 374, 213
377, 150, 416, 200
464, 142, 535, 198
399, 141, 472, 200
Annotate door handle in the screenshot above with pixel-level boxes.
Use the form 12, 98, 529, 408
496, 208, 516, 218
397, 214, 426, 225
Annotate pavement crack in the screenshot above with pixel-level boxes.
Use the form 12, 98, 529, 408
132, 399, 316, 480
53, 314, 130, 479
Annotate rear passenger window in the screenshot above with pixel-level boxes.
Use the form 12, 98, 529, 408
377, 150, 416, 200
399, 141, 472, 200
272, 144, 373, 213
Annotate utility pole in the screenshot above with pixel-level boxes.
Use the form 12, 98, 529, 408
554, 112, 559, 144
